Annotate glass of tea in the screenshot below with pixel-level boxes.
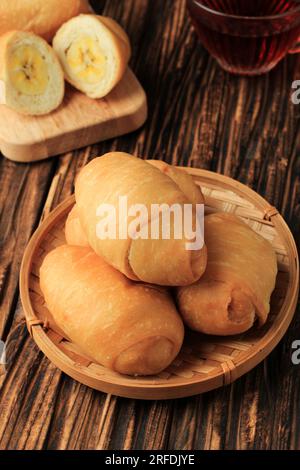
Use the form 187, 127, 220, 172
187, 0, 300, 75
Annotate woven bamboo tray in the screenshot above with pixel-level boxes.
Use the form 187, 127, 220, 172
20, 168, 299, 400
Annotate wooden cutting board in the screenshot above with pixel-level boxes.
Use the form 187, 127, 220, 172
0, 68, 147, 163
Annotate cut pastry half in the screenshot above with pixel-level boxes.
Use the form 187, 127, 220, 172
0, 31, 65, 115
53, 14, 131, 99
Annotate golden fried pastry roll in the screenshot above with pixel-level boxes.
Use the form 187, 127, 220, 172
40, 245, 184, 376
75, 152, 207, 286
67, 161, 204, 246
0, 0, 91, 42
177, 213, 278, 336
53, 14, 131, 98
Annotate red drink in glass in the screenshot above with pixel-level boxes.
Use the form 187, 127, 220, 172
187, 0, 300, 75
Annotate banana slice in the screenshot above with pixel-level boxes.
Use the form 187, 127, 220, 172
66, 35, 106, 84
0, 31, 64, 115
53, 14, 131, 99
8, 45, 49, 96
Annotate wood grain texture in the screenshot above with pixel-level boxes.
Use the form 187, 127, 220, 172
0, 0, 300, 450
0, 69, 147, 162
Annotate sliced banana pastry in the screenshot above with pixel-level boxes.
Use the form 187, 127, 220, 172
53, 14, 131, 99
0, 31, 65, 115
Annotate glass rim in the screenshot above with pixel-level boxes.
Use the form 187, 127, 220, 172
190, 0, 300, 20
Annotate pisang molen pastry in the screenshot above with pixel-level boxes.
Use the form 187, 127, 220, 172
0, 31, 64, 115
177, 212, 278, 336
0, 0, 91, 42
66, 158, 204, 247
75, 152, 207, 286
40, 244, 184, 376
53, 14, 131, 98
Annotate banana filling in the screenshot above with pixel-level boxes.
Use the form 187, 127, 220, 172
8, 45, 49, 96
65, 36, 106, 84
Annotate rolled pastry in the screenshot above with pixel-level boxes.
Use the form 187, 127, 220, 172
53, 15, 131, 98
177, 213, 278, 336
0, 31, 64, 115
66, 160, 204, 246
65, 204, 89, 246
75, 152, 207, 286
40, 245, 184, 375
0, 0, 91, 42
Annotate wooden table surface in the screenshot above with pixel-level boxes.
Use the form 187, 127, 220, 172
1, 0, 300, 450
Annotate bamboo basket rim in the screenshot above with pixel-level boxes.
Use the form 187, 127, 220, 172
19, 167, 299, 399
